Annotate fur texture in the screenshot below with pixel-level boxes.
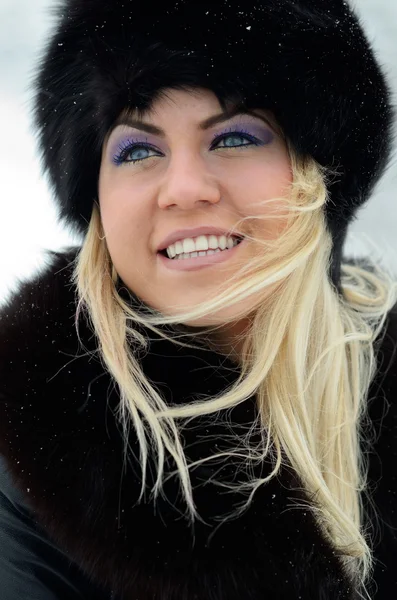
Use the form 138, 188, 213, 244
0, 248, 397, 599
32, 0, 394, 288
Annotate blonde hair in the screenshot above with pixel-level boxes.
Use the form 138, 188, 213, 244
70, 141, 397, 599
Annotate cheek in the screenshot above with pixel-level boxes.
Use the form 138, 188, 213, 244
231, 151, 293, 240
99, 174, 143, 245
232, 152, 292, 211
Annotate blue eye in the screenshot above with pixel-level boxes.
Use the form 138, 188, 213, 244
112, 128, 267, 167
214, 128, 262, 150
112, 139, 154, 166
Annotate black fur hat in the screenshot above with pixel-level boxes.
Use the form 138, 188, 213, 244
33, 0, 394, 288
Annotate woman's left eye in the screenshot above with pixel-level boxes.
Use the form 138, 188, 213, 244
212, 131, 262, 151
112, 130, 264, 166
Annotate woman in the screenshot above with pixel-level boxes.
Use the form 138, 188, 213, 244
0, 0, 396, 599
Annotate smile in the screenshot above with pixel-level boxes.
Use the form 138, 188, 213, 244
157, 238, 246, 272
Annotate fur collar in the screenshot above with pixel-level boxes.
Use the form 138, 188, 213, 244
0, 247, 396, 599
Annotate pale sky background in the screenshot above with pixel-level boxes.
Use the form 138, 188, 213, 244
0, 0, 396, 306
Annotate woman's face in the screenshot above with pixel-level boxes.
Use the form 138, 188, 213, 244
99, 88, 292, 337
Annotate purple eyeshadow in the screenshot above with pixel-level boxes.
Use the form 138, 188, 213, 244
109, 120, 275, 166
211, 121, 274, 144
238, 124, 274, 144
110, 135, 151, 164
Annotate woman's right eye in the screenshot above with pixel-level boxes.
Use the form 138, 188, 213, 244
113, 142, 159, 166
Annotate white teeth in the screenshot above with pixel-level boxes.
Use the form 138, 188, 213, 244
166, 235, 241, 259
176, 248, 221, 260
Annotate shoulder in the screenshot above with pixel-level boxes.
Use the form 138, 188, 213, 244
0, 245, 105, 504
0, 246, 91, 394
0, 245, 79, 337
364, 302, 397, 581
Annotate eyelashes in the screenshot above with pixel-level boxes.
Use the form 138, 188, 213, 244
111, 125, 273, 167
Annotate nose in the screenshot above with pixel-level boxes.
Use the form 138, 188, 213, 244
156, 151, 222, 210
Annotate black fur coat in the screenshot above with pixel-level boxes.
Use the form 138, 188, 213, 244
0, 247, 396, 600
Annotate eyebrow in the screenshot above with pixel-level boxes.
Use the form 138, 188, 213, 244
110, 107, 273, 137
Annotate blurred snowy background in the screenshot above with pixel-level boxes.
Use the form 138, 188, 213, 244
0, 0, 396, 305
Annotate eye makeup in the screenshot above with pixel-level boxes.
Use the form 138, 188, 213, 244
108, 119, 274, 166
108, 129, 155, 161
210, 123, 274, 146
109, 135, 153, 166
